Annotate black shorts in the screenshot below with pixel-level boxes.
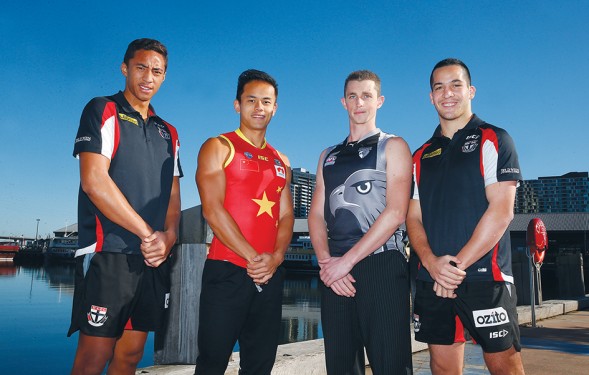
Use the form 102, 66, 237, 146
68, 252, 171, 337
413, 280, 521, 353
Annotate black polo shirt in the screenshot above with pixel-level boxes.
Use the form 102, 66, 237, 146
73, 91, 182, 256
411, 115, 521, 283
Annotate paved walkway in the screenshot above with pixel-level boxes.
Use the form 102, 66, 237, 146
137, 298, 589, 375
412, 308, 589, 375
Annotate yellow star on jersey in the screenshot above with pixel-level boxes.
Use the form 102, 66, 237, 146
252, 191, 275, 218
276, 186, 283, 194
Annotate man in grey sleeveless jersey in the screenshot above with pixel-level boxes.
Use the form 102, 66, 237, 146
309, 70, 413, 374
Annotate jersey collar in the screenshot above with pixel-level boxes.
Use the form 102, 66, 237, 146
112, 91, 157, 118
431, 114, 483, 139
235, 128, 267, 149
342, 127, 381, 146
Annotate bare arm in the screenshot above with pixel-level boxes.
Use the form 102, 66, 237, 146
79, 152, 153, 239
247, 152, 295, 284
407, 181, 516, 297
308, 149, 331, 262
455, 180, 517, 269
319, 137, 413, 286
195, 137, 258, 263
309, 149, 356, 296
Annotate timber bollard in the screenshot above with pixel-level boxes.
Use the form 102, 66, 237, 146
154, 205, 212, 365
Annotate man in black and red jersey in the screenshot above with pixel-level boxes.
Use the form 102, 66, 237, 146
68, 38, 182, 375
194, 69, 294, 375
407, 58, 525, 375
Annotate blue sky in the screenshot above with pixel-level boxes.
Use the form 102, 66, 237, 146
1, 1, 588, 238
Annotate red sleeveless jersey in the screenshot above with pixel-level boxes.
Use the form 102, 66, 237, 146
208, 130, 287, 268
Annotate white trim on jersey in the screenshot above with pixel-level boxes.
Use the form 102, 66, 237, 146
174, 139, 181, 177
482, 139, 499, 187
75, 242, 96, 258
101, 115, 116, 160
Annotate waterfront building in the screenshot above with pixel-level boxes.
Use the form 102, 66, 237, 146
46, 224, 78, 260
507, 212, 589, 303
53, 223, 78, 237
515, 172, 589, 214
290, 168, 316, 218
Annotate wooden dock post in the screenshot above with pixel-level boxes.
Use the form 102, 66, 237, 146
154, 205, 212, 365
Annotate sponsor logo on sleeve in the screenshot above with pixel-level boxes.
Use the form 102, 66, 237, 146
245, 152, 253, 159
500, 167, 520, 175
75, 136, 91, 143
473, 307, 509, 328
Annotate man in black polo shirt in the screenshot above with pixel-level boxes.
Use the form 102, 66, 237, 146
69, 38, 182, 375
407, 58, 524, 374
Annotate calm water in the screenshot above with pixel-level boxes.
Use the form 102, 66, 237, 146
0, 260, 321, 374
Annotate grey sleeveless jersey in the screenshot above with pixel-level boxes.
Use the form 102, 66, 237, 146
322, 128, 406, 258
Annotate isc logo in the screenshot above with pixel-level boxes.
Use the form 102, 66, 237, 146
473, 307, 510, 327
490, 329, 509, 339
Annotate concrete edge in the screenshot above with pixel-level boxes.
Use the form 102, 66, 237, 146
516, 295, 589, 325
137, 296, 589, 375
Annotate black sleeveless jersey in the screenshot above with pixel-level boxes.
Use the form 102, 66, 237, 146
322, 128, 405, 258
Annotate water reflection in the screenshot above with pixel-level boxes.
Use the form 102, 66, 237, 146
280, 272, 322, 344
0, 262, 17, 276
44, 262, 76, 292
1, 262, 321, 374
1, 261, 79, 375
6, 261, 322, 345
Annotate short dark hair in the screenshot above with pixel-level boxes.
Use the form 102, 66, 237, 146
429, 58, 471, 90
344, 70, 382, 96
123, 38, 168, 70
236, 69, 278, 102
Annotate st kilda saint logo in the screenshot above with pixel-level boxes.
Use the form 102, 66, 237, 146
87, 305, 109, 327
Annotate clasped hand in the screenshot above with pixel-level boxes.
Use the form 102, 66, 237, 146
319, 257, 356, 297
427, 255, 466, 299
247, 253, 280, 285
141, 231, 174, 267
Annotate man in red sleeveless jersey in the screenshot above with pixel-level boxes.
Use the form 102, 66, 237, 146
194, 69, 294, 375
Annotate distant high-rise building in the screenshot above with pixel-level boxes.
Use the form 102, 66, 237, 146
515, 172, 589, 213
291, 168, 316, 218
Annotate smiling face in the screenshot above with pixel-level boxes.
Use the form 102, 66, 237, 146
234, 80, 277, 133
429, 64, 475, 124
341, 79, 384, 128
121, 49, 166, 108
